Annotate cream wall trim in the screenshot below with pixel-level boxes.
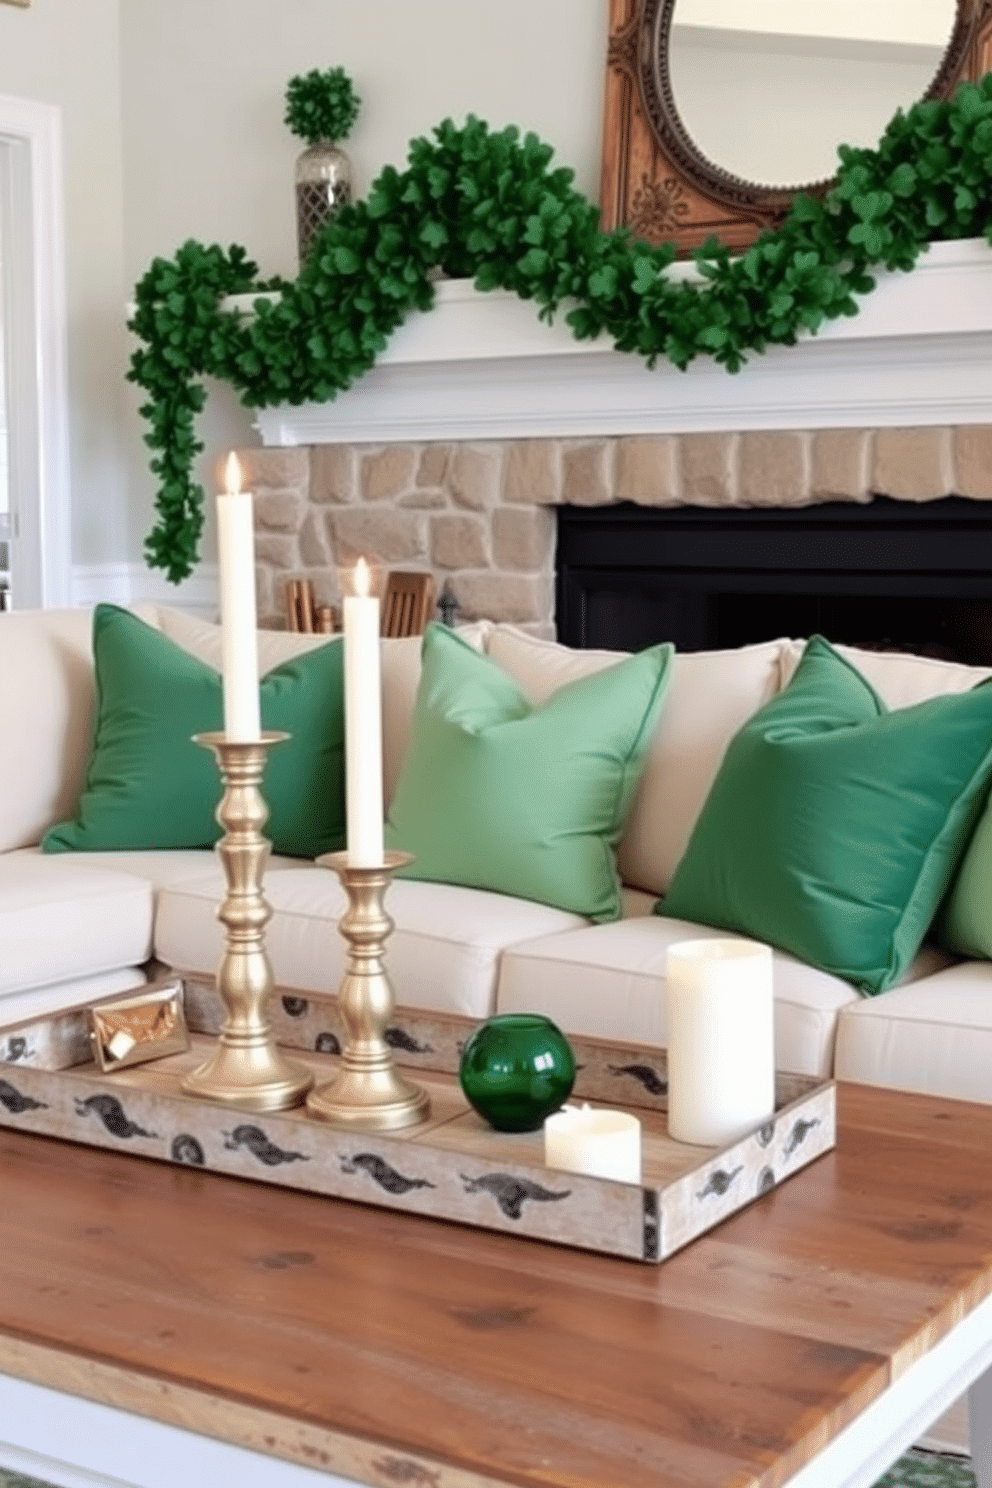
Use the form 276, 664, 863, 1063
70, 561, 218, 615
0, 92, 70, 608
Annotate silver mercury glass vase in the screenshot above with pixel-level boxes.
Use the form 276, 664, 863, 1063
295, 139, 352, 266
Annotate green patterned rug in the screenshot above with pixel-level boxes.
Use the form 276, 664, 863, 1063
876, 1451, 977, 1487
0, 1449, 978, 1488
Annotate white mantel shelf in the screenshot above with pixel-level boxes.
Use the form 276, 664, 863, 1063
251, 238, 992, 447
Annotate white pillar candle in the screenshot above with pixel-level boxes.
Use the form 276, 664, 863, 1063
344, 557, 384, 867
544, 1104, 642, 1184
666, 938, 775, 1147
216, 452, 260, 742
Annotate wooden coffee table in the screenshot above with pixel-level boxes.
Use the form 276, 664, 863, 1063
0, 1080, 991, 1488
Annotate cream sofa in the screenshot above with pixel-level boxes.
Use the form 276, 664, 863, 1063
4, 602, 992, 1104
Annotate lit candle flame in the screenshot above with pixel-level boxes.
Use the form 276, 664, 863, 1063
354, 556, 371, 598
224, 452, 243, 496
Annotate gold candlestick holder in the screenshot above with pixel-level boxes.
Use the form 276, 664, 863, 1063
181, 731, 314, 1112
307, 850, 430, 1130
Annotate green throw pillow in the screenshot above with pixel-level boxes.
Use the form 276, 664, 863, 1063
939, 802, 992, 958
43, 603, 345, 858
384, 622, 673, 921
659, 635, 992, 995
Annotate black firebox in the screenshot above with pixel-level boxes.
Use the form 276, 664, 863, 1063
555, 496, 992, 665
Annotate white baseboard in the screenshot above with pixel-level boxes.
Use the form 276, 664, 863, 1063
70, 561, 218, 615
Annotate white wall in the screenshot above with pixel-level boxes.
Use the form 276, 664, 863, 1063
0, 0, 609, 590
0, 1, 957, 591
0, 0, 129, 570
121, 0, 609, 282
117, 0, 610, 582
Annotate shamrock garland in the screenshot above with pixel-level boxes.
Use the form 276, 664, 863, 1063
128, 78, 992, 583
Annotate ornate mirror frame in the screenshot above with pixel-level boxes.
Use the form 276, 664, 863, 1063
600, 0, 992, 253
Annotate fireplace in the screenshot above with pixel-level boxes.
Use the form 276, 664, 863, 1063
243, 431, 992, 649
556, 496, 992, 665
245, 248, 992, 643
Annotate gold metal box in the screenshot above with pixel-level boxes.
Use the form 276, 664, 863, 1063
89, 981, 190, 1073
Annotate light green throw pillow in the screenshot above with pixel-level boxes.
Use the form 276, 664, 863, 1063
43, 603, 345, 858
940, 804, 992, 958
385, 623, 673, 921
660, 635, 992, 995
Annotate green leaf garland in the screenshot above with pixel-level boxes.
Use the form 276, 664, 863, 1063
128, 82, 992, 583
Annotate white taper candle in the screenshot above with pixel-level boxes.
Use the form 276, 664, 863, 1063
216, 453, 260, 742
344, 557, 384, 867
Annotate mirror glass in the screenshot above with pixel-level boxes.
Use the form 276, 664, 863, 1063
669, 0, 956, 187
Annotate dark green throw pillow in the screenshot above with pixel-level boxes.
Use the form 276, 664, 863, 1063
659, 635, 992, 995
385, 622, 673, 921
43, 603, 345, 858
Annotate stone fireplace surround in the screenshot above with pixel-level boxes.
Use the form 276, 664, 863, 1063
240, 424, 992, 638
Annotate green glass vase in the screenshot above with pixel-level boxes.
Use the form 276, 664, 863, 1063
459, 1013, 576, 1132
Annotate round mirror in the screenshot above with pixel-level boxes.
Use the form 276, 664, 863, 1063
604, 0, 991, 252
668, 0, 957, 188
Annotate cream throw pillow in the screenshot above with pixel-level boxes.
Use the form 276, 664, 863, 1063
487, 626, 785, 898
0, 608, 97, 853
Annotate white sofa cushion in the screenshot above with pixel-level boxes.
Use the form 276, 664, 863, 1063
0, 846, 298, 1009
10, 844, 249, 891
495, 915, 864, 1078
0, 854, 154, 997
0, 608, 96, 853
154, 866, 589, 1019
0, 968, 149, 1032
834, 960, 992, 1103
487, 626, 784, 897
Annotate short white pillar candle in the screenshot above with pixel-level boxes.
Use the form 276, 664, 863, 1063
544, 1103, 642, 1184
666, 937, 775, 1147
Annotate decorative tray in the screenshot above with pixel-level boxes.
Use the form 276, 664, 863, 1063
0, 979, 835, 1264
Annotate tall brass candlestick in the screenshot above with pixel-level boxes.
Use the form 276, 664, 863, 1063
307, 850, 430, 1130
181, 731, 313, 1112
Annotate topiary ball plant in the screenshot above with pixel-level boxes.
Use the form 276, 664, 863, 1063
284, 65, 361, 146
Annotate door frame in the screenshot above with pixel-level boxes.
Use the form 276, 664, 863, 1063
0, 92, 70, 608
